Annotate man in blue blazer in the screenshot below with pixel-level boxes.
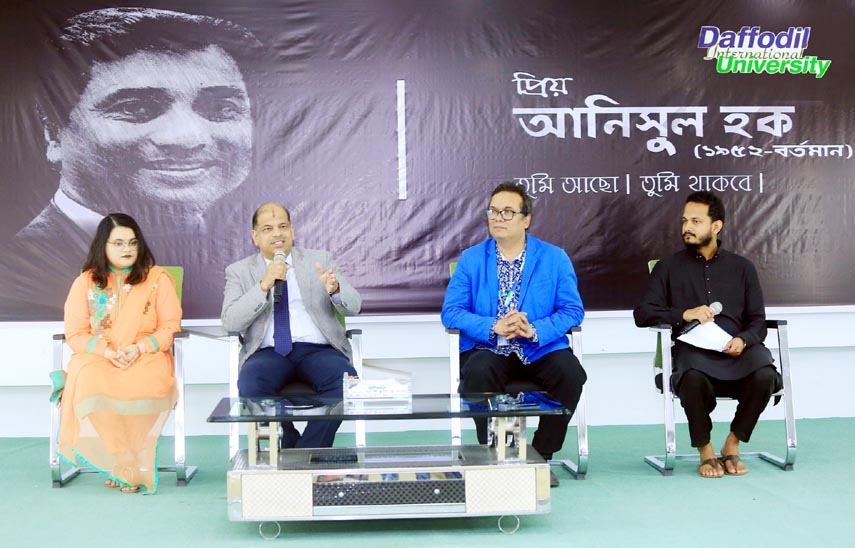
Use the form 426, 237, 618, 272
441, 182, 586, 486
222, 202, 361, 448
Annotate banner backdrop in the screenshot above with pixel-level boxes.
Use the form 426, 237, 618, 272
1, 0, 853, 321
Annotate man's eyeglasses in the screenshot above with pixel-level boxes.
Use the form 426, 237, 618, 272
485, 208, 526, 221
107, 239, 140, 249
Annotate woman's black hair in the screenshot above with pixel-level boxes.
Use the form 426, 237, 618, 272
82, 213, 156, 288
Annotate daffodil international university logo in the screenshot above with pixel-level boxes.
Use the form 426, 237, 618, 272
698, 26, 831, 78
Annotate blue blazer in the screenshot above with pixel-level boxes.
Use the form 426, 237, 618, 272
441, 235, 585, 362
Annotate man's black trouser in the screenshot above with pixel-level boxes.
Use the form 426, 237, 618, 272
677, 365, 780, 448
459, 347, 586, 460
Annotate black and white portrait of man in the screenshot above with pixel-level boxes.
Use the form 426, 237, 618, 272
0, 7, 262, 320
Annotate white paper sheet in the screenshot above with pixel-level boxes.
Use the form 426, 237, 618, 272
677, 321, 733, 352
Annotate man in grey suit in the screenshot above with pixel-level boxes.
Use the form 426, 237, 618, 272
221, 202, 361, 448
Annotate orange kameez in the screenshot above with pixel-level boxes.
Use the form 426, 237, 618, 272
58, 265, 181, 494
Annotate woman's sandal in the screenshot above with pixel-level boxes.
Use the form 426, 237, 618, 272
105, 478, 120, 488
113, 463, 141, 493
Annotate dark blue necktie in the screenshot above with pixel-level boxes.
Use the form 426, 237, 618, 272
273, 282, 292, 356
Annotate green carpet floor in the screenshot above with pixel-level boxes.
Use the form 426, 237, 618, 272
2, 419, 853, 547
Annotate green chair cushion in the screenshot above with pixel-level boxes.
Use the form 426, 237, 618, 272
162, 265, 183, 303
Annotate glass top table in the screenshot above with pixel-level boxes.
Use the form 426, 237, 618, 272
209, 393, 566, 466
207, 393, 570, 423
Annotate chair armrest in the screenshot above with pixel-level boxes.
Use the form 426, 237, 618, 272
56, 332, 189, 341
346, 329, 362, 338
445, 327, 462, 445
650, 323, 672, 332
567, 326, 583, 361
766, 319, 787, 328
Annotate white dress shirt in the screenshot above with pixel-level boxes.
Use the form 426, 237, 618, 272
260, 253, 331, 349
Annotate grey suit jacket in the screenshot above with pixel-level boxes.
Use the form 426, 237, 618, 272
221, 248, 361, 367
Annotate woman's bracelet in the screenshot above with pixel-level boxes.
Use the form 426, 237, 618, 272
137, 342, 146, 354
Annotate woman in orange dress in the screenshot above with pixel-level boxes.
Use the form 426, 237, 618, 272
58, 213, 180, 494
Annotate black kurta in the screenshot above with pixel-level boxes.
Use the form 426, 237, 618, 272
634, 244, 774, 388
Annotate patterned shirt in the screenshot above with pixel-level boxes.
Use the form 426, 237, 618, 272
489, 243, 533, 363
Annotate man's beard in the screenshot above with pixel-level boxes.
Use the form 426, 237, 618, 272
683, 232, 713, 251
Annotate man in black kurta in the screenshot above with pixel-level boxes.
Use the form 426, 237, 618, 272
634, 191, 780, 478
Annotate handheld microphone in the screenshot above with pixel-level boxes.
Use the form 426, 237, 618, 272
681, 301, 722, 335
273, 251, 287, 304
